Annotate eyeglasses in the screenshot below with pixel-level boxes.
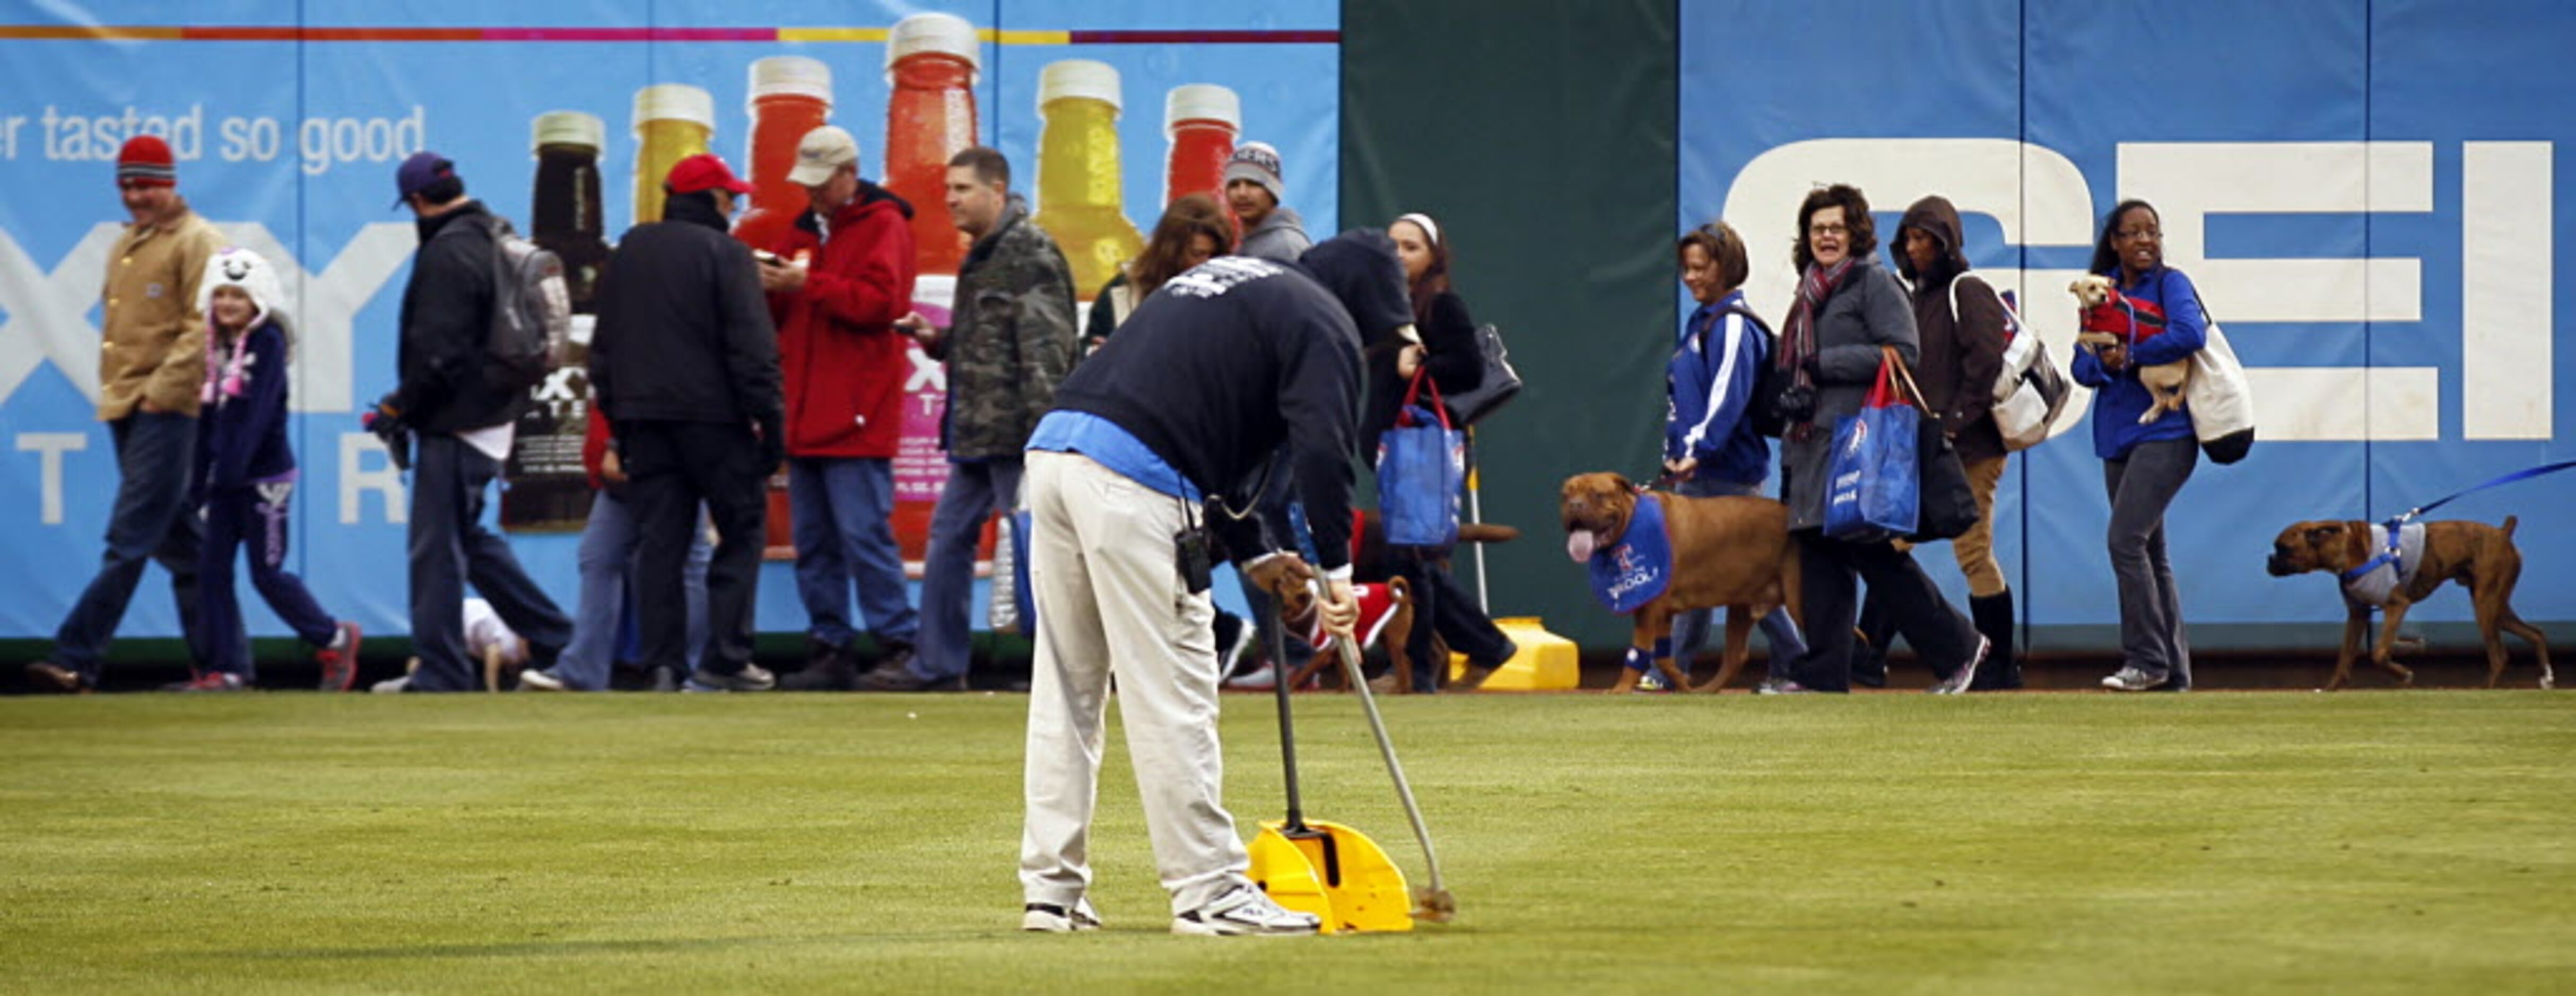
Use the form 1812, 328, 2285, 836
1808, 223, 1848, 237
2116, 226, 2161, 240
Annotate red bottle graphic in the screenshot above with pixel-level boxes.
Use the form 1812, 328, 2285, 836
884, 12, 980, 276
1162, 84, 1239, 208
733, 55, 833, 254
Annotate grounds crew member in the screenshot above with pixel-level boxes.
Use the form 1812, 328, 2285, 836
1016, 231, 1412, 937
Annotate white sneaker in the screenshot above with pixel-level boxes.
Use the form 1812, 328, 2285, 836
517, 668, 568, 692
1223, 662, 1278, 691
2101, 666, 2169, 692
1022, 897, 1102, 933
1171, 886, 1321, 937
369, 675, 411, 694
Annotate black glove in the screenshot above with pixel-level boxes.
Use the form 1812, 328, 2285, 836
363, 397, 412, 472
755, 416, 786, 474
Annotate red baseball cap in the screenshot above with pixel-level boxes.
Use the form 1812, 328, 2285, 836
666, 153, 753, 196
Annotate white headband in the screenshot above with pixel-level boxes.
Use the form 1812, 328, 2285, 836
1395, 212, 1441, 249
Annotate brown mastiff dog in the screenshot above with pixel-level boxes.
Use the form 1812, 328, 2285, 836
1560, 472, 1801, 693
2266, 517, 2554, 690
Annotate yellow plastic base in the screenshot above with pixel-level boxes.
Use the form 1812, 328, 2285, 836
1248, 819, 1414, 934
1449, 617, 1580, 691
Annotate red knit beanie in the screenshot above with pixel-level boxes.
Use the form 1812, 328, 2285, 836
117, 135, 177, 188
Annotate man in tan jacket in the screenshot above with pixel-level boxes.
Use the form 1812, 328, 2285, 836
26, 135, 227, 693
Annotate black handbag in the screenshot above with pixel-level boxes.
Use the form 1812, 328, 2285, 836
1440, 322, 1523, 426
1886, 351, 1979, 542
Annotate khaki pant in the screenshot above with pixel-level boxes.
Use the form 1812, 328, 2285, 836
1019, 450, 1251, 916
1893, 454, 2009, 597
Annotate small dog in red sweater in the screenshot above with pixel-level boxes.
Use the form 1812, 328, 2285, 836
2070, 274, 2191, 424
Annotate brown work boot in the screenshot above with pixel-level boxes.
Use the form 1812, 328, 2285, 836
25, 661, 88, 694
1450, 663, 1501, 692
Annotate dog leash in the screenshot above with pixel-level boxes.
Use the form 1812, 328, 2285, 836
2339, 459, 2576, 584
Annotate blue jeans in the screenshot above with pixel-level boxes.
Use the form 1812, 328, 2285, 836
199, 482, 340, 680
407, 434, 573, 692
916, 457, 1021, 682
55, 411, 208, 683
1669, 475, 1806, 681
788, 456, 918, 649
555, 488, 711, 690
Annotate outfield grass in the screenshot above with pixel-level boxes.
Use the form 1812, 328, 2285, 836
2, 690, 2571, 993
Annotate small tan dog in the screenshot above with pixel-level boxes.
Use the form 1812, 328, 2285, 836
2070, 274, 2191, 424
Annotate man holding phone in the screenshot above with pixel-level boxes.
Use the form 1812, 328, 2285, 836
754, 125, 923, 691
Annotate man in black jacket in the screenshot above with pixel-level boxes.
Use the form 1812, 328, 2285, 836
1015, 231, 1408, 938
370, 152, 572, 693
582, 154, 785, 693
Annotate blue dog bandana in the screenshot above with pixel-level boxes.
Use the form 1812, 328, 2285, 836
1589, 493, 1673, 615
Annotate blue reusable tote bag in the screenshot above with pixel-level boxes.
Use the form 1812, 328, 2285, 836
1377, 370, 1466, 551
1823, 349, 1920, 541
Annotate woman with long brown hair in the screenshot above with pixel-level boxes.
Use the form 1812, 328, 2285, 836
1377, 211, 1516, 692
1083, 193, 1231, 351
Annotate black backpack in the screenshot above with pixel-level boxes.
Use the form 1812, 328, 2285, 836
478, 215, 571, 391
1698, 303, 1800, 439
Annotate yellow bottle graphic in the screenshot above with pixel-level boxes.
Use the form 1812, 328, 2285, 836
1032, 59, 1143, 297
631, 83, 714, 228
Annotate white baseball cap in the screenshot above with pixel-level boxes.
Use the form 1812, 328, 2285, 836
788, 125, 860, 186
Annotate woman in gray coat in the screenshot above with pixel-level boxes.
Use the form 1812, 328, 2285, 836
1769, 184, 1987, 694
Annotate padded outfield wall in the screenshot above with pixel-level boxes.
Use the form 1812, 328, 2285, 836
5, 1, 2572, 657
1351, 0, 2576, 653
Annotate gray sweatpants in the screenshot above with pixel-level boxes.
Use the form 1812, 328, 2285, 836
1019, 450, 1254, 916
2103, 438, 2196, 689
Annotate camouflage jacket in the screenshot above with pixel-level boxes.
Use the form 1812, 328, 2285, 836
937, 196, 1078, 460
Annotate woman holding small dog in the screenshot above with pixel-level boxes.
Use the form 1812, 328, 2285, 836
1771, 184, 1988, 694
1377, 211, 1517, 692
2072, 199, 2206, 692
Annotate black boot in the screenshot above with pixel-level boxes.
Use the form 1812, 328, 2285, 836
781, 640, 861, 692
1968, 590, 2023, 690
1850, 595, 1894, 688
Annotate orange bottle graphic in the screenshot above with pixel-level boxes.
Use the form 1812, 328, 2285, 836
1033, 59, 1144, 297
1162, 84, 1239, 208
733, 56, 833, 254
631, 83, 714, 228
884, 12, 980, 276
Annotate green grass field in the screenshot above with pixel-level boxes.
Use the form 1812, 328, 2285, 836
4, 690, 2571, 993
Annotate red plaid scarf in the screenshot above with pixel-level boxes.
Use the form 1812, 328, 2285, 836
1778, 257, 1853, 441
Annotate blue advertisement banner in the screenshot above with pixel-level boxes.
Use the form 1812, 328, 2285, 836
1681, 0, 2573, 646
0, 2, 1337, 642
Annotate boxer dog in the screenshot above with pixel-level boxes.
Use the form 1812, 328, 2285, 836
1560, 472, 1800, 693
2070, 274, 2191, 424
2266, 517, 2554, 691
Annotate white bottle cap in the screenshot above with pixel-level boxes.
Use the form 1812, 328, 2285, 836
532, 110, 605, 152
887, 12, 981, 77
633, 83, 716, 131
1163, 84, 1240, 137
749, 55, 834, 107
1038, 59, 1121, 112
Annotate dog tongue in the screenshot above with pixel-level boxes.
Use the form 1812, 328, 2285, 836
1567, 530, 1597, 563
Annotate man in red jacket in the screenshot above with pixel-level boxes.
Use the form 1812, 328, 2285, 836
759, 125, 923, 690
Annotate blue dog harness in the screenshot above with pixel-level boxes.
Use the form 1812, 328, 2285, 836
2337, 521, 2425, 607
1589, 493, 1673, 615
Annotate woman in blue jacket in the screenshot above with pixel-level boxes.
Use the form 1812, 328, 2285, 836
2070, 200, 2205, 692
1663, 221, 1805, 689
